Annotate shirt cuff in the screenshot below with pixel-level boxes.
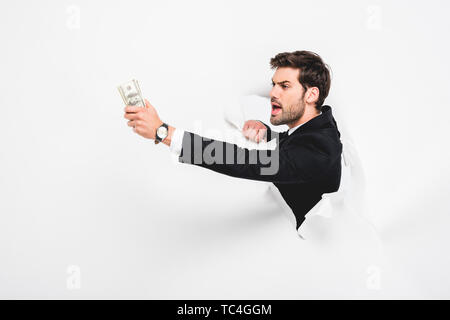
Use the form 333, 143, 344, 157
169, 128, 185, 157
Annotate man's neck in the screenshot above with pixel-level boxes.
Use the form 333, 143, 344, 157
287, 107, 321, 129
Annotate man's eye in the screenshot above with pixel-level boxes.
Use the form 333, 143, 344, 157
271, 83, 288, 88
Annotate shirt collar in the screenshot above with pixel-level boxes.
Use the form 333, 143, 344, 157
288, 111, 322, 135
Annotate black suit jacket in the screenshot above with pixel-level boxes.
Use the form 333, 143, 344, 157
178, 105, 343, 228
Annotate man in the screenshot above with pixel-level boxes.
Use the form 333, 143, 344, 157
124, 50, 342, 229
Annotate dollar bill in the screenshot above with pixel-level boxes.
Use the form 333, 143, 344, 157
118, 79, 146, 107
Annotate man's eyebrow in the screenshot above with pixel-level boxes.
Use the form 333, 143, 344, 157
271, 79, 291, 84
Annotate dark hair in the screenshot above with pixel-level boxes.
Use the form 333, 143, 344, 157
270, 50, 331, 110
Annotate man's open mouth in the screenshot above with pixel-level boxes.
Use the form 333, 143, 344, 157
271, 104, 282, 116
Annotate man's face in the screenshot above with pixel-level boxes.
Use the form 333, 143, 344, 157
269, 67, 306, 126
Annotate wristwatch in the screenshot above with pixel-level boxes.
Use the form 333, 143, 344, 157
155, 123, 169, 143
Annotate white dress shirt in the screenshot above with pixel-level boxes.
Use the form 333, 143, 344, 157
169, 126, 185, 157
168, 112, 322, 157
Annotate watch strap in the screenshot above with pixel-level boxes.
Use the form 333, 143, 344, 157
155, 123, 169, 142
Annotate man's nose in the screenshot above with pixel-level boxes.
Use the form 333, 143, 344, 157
270, 86, 279, 100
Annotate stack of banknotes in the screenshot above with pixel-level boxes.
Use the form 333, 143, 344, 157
118, 79, 145, 107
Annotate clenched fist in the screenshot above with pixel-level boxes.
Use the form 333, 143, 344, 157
242, 120, 268, 143
124, 99, 163, 140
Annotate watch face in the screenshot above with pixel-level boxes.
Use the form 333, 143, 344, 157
157, 126, 168, 138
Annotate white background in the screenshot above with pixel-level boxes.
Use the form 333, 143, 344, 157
1, 0, 449, 299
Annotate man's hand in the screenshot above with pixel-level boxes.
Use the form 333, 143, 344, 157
124, 99, 162, 140
242, 120, 268, 143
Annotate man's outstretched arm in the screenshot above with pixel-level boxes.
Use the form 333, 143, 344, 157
123, 101, 339, 185
172, 129, 339, 185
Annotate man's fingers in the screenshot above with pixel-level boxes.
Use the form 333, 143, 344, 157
242, 120, 269, 142
127, 120, 142, 128
247, 128, 258, 142
256, 129, 267, 142
243, 128, 267, 143
243, 127, 259, 141
124, 105, 142, 113
124, 112, 141, 120
243, 128, 255, 139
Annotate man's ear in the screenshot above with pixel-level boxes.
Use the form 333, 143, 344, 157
305, 87, 319, 105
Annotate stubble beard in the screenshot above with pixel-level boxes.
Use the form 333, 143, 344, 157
270, 96, 306, 126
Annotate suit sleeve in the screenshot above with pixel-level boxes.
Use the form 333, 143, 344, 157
177, 130, 341, 184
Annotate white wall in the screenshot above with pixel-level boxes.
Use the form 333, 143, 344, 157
1, 0, 449, 299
